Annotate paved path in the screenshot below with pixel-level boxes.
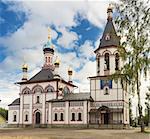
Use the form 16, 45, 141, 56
0, 128, 149, 139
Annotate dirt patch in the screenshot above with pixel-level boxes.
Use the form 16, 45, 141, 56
0, 128, 149, 139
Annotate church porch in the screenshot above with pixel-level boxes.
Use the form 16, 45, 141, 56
89, 106, 126, 129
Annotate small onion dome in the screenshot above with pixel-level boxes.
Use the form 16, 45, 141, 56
68, 66, 73, 76
22, 63, 28, 70
54, 56, 60, 66
107, 4, 113, 13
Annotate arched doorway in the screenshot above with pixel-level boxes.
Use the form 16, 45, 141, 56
35, 112, 41, 124
98, 106, 110, 124
103, 113, 109, 124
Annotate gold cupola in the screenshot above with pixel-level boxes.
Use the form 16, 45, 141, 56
54, 56, 60, 67
68, 66, 73, 83
22, 63, 28, 70
54, 56, 60, 78
22, 63, 28, 81
68, 66, 73, 76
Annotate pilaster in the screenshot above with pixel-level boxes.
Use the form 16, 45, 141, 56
19, 94, 23, 124
65, 101, 69, 124
83, 101, 87, 124
29, 93, 33, 124
48, 103, 52, 124
42, 93, 46, 124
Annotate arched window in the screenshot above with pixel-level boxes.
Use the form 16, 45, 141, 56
54, 113, 58, 121
104, 87, 109, 95
71, 113, 75, 121
36, 96, 40, 103
78, 113, 82, 121
115, 53, 119, 70
60, 113, 64, 121
97, 55, 100, 74
13, 115, 16, 122
25, 114, 28, 121
48, 57, 50, 63
46, 57, 47, 63
13, 111, 17, 122
104, 53, 110, 70
105, 33, 110, 40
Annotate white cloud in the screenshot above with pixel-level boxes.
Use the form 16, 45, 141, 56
57, 27, 78, 48
0, 79, 20, 109
79, 40, 95, 59
86, 1, 109, 27
0, 21, 58, 51
55, 51, 80, 80
19, 1, 85, 27
74, 60, 96, 92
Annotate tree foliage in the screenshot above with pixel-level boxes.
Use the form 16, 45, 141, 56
114, 0, 150, 132
0, 107, 8, 120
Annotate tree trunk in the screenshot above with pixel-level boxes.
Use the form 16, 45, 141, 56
136, 72, 145, 132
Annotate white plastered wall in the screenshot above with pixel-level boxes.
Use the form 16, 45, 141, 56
8, 106, 20, 124
90, 78, 123, 101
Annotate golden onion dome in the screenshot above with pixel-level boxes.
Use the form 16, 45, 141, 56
68, 66, 73, 75
22, 63, 28, 69
107, 4, 113, 11
54, 56, 60, 65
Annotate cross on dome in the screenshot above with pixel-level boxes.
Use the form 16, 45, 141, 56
43, 27, 54, 51
107, 4, 113, 20
22, 63, 28, 69
48, 27, 51, 40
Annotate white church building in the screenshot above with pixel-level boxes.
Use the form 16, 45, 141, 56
8, 5, 129, 128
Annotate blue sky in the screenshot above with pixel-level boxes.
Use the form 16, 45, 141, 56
0, 0, 149, 116
0, 2, 27, 37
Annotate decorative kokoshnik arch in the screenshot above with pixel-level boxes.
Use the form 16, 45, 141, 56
22, 87, 31, 94
32, 84, 44, 93
44, 85, 55, 93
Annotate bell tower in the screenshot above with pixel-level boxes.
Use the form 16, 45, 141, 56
89, 4, 129, 127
